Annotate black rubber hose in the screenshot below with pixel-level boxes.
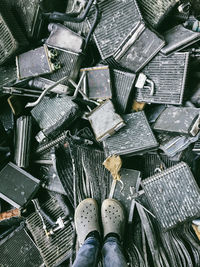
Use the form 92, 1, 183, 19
43, 0, 95, 22
83, 3, 100, 50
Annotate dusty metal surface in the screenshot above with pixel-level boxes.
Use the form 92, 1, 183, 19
0, 162, 40, 208
46, 23, 84, 53
113, 21, 165, 73
103, 111, 158, 156
135, 52, 189, 105
88, 99, 125, 141
112, 69, 136, 113
26, 196, 74, 267
81, 65, 112, 100
44, 47, 83, 85
142, 162, 200, 230
16, 45, 55, 80
161, 24, 200, 55
0, 0, 28, 65
87, 0, 142, 59
153, 107, 200, 136
31, 95, 80, 141
13, 0, 42, 38
0, 225, 43, 267
136, 0, 177, 28
1, 1, 200, 266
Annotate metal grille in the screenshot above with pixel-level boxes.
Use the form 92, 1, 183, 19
64, 21, 90, 37
113, 168, 141, 213
136, 0, 176, 28
87, 0, 142, 59
14, 0, 41, 38
142, 162, 200, 230
31, 96, 80, 138
0, 162, 40, 208
135, 52, 189, 105
0, 16, 15, 62
44, 48, 82, 84
55, 145, 74, 206
0, 98, 15, 131
143, 152, 176, 178
0, 0, 27, 65
193, 138, 200, 153
103, 111, 158, 157
159, 134, 199, 158
0, 64, 16, 88
0, 226, 43, 267
112, 69, 136, 113
114, 22, 165, 73
26, 196, 74, 267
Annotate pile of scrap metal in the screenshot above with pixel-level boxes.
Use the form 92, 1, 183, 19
1, 0, 200, 266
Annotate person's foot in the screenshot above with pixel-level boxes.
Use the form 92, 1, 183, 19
101, 199, 125, 241
75, 198, 100, 245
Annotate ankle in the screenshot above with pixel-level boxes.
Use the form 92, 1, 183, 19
85, 230, 101, 241
104, 232, 120, 242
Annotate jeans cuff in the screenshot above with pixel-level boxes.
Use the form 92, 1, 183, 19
103, 236, 120, 245
84, 236, 101, 247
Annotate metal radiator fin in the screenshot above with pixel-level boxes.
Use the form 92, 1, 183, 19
0, 162, 40, 208
113, 22, 165, 73
103, 111, 158, 157
0, 64, 16, 88
113, 168, 141, 213
143, 152, 176, 178
31, 96, 80, 140
112, 69, 136, 113
136, 0, 177, 28
0, 0, 28, 65
26, 196, 74, 267
193, 138, 200, 153
68, 143, 112, 206
0, 226, 43, 267
13, 0, 41, 39
64, 21, 90, 37
87, 0, 142, 59
135, 52, 189, 105
0, 17, 14, 60
44, 48, 82, 84
142, 162, 200, 230
55, 145, 74, 206
31, 96, 77, 130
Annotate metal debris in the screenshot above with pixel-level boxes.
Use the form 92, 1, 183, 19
1, 1, 200, 266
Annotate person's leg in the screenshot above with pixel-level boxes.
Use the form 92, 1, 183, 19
102, 236, 127, 267
72, 198, 101, 267
101, 199, 128, 267
72, 234, 100, 267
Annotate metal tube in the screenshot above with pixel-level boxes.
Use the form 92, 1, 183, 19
14, 116, 32, 169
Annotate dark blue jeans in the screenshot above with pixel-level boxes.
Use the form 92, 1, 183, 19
72, 236, 128, 267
